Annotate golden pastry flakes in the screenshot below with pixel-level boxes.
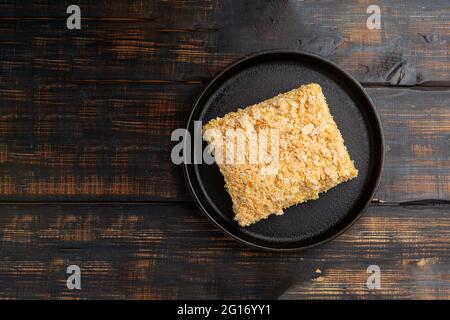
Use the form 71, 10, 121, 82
203, 83, 358, 227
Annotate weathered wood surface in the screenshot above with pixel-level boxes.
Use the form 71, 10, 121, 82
0, 0, 449, 299
0, 0, 449, 85
0, 84, 449, 202
0, 0, 449, 202
0, 204, 449, 299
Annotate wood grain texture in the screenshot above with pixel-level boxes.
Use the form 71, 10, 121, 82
0, 0, 449, 300
0, 84, 449, 202
0, 83, 196, 201
0, 0, 449, 84
0, 203, 449, 299
0, 1, 449, 201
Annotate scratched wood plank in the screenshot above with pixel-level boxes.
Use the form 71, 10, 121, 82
0, 0, 449, 85
0, 203, 449, 299
0, 0, 448, 302
370, 88, 450, 202
0, 83, 197, 201
0, 84, 448, 202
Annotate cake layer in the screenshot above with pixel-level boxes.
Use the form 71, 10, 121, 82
203, 84, 358, 226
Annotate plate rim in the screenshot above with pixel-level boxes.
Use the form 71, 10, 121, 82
183, 49, 385, 251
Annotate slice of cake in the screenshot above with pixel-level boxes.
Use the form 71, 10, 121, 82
203, 83, 358, 227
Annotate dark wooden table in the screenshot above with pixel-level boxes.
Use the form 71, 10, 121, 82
0, 0, 449, 299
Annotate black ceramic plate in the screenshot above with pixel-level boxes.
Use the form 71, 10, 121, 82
184, 50, 384, 251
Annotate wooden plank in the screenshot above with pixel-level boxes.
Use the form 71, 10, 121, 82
0, 0, 447, 301
0, 83, 197, 201
0, 203, 449, 299
0, 0, 449, 84
0, 0, 448, 202
0, 84, 449, 202
371, 88, 450, 202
